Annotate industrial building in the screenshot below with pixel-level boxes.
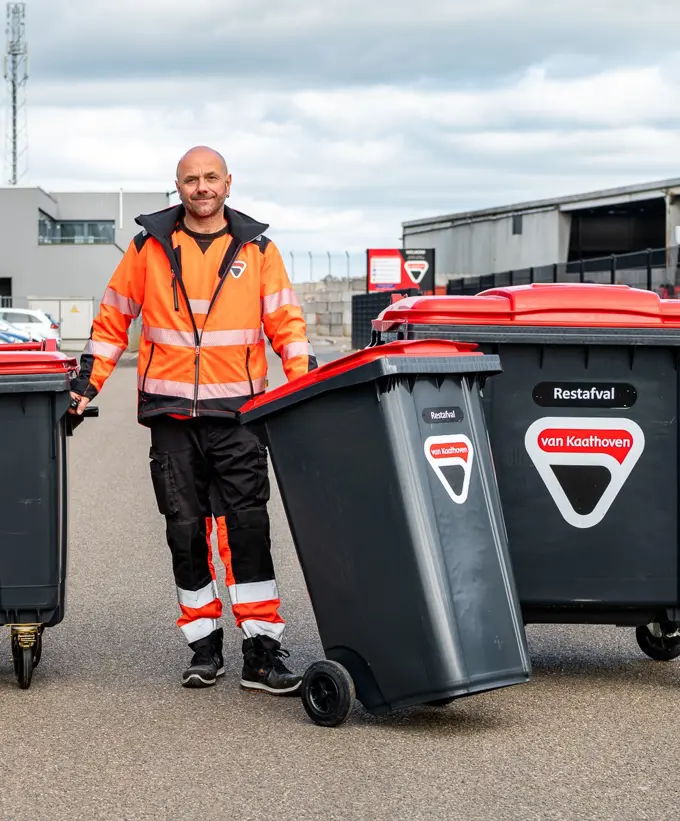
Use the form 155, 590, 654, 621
0, 187, 169, 342
402, 178, 680, 283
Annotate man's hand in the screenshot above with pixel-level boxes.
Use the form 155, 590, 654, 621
69, 392, 90, 416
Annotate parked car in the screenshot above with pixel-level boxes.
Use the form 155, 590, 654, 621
0, 317, 31, 343
0, 308, 61, 347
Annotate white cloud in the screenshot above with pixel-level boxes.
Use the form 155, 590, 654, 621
2, 0, 678, 265
293, 65, 680, 132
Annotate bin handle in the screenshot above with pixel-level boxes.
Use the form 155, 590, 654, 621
64, 404, 99, 436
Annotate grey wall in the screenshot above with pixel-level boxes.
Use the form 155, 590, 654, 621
403, 208, 562, 278
557, 211, 572, 263
0, 188, 169, 302
33, 244, 131, 300
0, 187, 43, 301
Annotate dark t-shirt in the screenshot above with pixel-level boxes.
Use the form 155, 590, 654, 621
178, 219, 230, 253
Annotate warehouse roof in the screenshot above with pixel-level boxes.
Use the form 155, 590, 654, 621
402, 176, 680, 230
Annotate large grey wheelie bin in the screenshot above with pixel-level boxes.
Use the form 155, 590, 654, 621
371, 283, 680, 662
0, 343, 97, 688
240, 339, 531, 726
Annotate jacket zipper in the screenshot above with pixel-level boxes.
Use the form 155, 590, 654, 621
167, 261, 201, 417
245, 346, 255, 401
193, 344, 201, 417
193, 241, 244, 417
172, 273, 179, 311
141, 342, 155, 395
161, 240, 244, 419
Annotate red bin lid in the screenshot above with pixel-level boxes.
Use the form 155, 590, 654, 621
372, 283, 680, 330
0, 349, 78, 375
241, 339, 481, 414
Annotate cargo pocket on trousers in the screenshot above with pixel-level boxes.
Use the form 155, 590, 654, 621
149, 449, 180, 516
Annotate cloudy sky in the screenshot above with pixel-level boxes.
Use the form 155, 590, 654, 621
12, 0, 680, 272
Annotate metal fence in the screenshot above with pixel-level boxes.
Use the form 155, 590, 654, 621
446, 247, 677, 297
285, 250, 366, 283
351, 289, 419, 350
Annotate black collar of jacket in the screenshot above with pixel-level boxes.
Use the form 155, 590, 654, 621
134, 204, 269, 246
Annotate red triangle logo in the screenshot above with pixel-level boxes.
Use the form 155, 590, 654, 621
424, 434, 474, 504
525, 417, 644, 528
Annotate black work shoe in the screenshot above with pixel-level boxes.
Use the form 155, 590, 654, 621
182, 627, 225, 688
240, 635, 302, 695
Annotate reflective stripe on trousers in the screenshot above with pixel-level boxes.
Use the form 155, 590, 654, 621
176, 516, 285, 643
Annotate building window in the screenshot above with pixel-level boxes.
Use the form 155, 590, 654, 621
512, 214, 523, 235
38, 212, 58, 244
38, 213, 115, 245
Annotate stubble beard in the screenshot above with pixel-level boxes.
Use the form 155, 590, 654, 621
182, 193, 226, 222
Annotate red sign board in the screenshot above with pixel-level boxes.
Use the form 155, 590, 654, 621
367, 248, 435, 293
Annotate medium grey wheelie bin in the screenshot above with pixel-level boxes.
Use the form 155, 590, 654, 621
371, 283, 680, 662
240, 339, 531, 727
0, 343, 97, 688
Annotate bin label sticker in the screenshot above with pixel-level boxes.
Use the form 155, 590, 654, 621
422, 406, 464, 424
524, 417, 645, 529
533, 382, 637, 409
425, 434, 474, 505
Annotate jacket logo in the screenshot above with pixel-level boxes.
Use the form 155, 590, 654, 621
230, 261, 247, 279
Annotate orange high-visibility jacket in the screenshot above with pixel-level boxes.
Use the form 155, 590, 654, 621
71, 204, 318, 424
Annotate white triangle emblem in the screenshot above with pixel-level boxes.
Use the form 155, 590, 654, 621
404, 260, 429, 285
524, 417, 645, 529
230, 261, 247, 279
424, 434, 474, 505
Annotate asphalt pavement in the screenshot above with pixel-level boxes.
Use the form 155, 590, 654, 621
0, 350, 679, 820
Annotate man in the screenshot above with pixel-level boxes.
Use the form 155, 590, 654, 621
69, 146, 317, 692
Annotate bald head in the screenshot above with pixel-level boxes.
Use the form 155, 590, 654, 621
176, 145, 228, 181
175, 145, 232, 231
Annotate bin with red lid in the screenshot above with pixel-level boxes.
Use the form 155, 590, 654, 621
372, 283, 680, 660
0, 344, 97, 689
240, 339, 531, 727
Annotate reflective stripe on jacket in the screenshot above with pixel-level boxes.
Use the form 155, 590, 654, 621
71, 204, 318, 423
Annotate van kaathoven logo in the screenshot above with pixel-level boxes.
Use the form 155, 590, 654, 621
230, 261, 247, 279
524, 417, 645, 529
404, 260, 429, 285
424, 434, 474, 505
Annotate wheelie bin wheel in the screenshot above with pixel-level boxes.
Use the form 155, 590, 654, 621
16, 646, 34, 689
301, 660, 355, 727
635, 624, 680, 661
11, 637, 35, 689
425, 697, 456, 707
32, 630, 43, 668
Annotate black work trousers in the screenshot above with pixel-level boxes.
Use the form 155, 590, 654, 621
148, 416, 281, 645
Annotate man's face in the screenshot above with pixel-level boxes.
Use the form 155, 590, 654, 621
175, 151, 232, 220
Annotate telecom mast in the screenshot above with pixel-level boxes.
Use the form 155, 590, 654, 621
4, 2, 28, 185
